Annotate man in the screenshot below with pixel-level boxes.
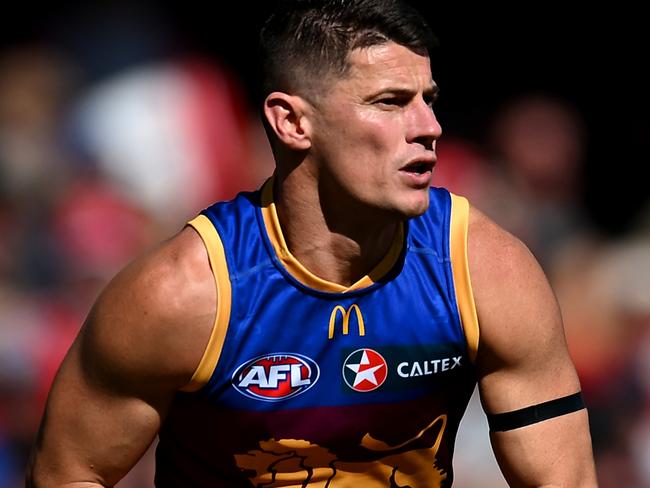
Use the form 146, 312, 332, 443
27, 0, 597, 486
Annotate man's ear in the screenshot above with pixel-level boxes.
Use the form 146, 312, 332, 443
263, 92, 312, 151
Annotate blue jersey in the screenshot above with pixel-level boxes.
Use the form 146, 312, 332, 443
155, 179, 479, 487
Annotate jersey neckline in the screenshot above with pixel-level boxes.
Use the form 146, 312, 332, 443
258, 176, 405, 294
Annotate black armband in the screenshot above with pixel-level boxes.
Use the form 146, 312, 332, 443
487, 392, 585, 432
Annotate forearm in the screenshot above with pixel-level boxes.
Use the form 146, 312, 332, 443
26, 463, 109, 488
26, 479, 108, 488
26, 350, 162, 488
490, 410, 597, 488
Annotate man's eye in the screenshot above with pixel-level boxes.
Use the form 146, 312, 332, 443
376, 98, 402, 106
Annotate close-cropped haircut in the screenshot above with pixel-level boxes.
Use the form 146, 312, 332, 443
259, 0, 437, 98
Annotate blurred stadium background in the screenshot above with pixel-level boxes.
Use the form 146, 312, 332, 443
1, 2, 648, 486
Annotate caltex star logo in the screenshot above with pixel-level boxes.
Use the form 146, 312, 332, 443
342, 348, 388, 392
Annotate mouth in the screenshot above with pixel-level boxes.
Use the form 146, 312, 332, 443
400, 158, 436, 175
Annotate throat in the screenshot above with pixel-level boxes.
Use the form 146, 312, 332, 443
284, 219, 401, 288
268, 172, 403, 289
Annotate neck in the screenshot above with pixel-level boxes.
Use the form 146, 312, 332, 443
273, 168, 400, 287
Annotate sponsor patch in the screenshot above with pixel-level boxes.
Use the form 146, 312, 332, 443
341, 345, 468, 394
232, 353, 320, 402
342, 348, 388, 392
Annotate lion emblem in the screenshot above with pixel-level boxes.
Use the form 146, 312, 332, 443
234, 414, 447, 487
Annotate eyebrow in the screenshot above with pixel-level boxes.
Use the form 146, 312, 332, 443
426, 84, 440, 97
365, 83, 439, 100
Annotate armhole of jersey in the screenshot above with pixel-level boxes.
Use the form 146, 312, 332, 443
449, 194, 480, 363
179, 214, 232, 392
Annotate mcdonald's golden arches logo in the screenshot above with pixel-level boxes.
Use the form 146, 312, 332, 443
328, 304, 365, 339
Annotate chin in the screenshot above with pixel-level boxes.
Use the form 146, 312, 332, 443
396, 193, 430, 219
402, 206, 429, 219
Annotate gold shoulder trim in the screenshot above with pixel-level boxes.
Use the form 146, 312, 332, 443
180, 214, 232, 391
449, 194, 479, 362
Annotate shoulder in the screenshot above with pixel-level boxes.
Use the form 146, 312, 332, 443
466, 206, 564, 365
81, 225, 216, 391
467, 205, 540, 288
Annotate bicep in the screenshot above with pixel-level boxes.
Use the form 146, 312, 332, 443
469, 209, 596, 486
28, 227, 215, 486
476, 250, 579, 413
29, 314, 173, 487
477, 295, 594, 487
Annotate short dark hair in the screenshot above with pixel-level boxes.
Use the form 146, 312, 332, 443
259, 0, 437, 98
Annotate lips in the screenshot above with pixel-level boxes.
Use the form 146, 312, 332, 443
398, 157, 436, 189
400, 158, 436, 175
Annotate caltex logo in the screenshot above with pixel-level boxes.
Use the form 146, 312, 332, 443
342, 348, 388, 392
232, 353, 320, 402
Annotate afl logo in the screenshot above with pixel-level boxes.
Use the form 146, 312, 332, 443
232, 353, 320, 402
342, 348, 388, 392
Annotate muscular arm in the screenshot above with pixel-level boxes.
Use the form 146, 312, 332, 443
468, 208, 597, 487
27, 227, 216, 487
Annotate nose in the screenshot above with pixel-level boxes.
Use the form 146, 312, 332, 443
407, 99, 442, 150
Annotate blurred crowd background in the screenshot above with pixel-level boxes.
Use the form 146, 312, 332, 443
0, 2, 648, 486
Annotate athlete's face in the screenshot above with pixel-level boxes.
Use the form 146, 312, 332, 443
309, 41, 442, 218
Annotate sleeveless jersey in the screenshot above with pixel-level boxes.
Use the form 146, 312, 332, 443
155, 179, 479, 487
